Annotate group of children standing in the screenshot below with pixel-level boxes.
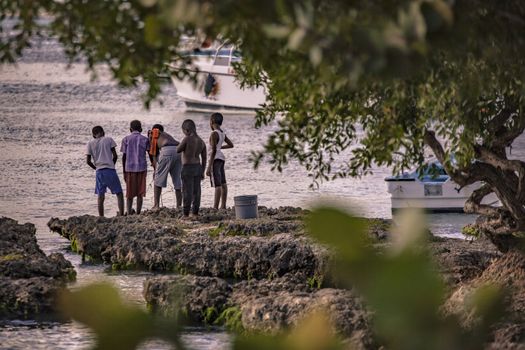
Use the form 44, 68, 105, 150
85, 113, 233, 218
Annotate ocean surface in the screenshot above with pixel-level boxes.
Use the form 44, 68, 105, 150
1, 29, 524, 349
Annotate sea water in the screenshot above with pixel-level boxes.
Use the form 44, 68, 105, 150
1, 30, 523, 349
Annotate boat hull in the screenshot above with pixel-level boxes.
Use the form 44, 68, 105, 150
386, 180, 499, 213
172, 65, 266, 112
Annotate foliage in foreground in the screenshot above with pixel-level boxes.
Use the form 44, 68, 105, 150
59, 207, 506, 350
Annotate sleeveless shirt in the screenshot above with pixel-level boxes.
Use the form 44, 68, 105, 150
210, 129, 226, 161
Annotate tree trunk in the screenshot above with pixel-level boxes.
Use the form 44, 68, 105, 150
423, 129, 525, 252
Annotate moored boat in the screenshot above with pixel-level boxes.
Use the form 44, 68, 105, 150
171, 44, 266, 113
385, 161, 499, 213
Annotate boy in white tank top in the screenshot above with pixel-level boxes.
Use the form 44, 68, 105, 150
206, 113, 234, 209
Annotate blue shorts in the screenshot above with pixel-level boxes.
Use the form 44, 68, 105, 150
95, 168, 123, 195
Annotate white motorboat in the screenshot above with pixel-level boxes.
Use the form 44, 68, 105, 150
385, 161, 499, 213
171, 44, 266, 113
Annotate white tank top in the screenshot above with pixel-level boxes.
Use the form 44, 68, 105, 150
210, 129, 226, 161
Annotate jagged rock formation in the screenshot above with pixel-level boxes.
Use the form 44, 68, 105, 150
48, 206, 522, 348
47, 207, 331, 279
143, 273, 375, 349
0, 217, 75, 320
445, 250, 525, 349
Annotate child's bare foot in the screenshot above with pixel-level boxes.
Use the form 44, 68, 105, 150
150, 206, 160, 212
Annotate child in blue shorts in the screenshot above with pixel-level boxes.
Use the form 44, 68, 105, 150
86, 125, 124, 216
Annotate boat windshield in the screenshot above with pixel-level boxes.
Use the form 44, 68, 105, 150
418, 164, 447, 176
415, 163, 448, 182
180, 41, 242, 67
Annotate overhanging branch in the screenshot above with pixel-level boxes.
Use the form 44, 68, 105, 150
464, 184, 501, 216
423, 129, 478, 186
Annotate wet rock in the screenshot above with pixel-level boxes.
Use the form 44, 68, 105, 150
257, 206, 309, 221
366, 218, 391, 241
0, 217, 75, 280
430, 238, 500, 287
231, 274, 372, 340
209, 218, 303, 237
143, 275, 232, 323
175, 233, 326, 279
143, 207, 236, 223
144, 273, 374, 349
49, 214, 185, 269
0, 217, 75, 320
141, 206, 306, 224
0, 276, 65, 320
48, 213, 329, 280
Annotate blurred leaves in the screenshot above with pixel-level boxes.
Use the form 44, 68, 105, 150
305, 206, 506, 350
59, 283, 185, 350
234, 310, 344, 350
306, 207, 371, 262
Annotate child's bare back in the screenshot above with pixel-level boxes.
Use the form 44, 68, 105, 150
176, 119, 207, 217
179, 135, 206, 165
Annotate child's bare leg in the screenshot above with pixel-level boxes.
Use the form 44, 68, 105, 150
153, 186, 162, 209
117, 192, 124, 216
220, 184, 228, 209
175, 189, 182, 208
126, 198, 133, 215
213, 187, 221, 209
137, 196, 143, 214
98, 194, 105, 217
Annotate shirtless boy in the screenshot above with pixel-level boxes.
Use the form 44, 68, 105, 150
121, 120, 150, 215
206, 112, 234, 209
150, 124, 182, 210
176, 119, 207, 217
86, 125, 124, 216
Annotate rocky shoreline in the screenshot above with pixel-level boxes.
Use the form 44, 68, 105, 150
47, 207, 332, 279
45, 206, 525, 348
0, 217, 75, 320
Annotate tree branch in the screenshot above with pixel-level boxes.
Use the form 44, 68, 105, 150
464, 183, 501, 216
492, 114, 525, 148
487, 108, 513, 135
476, 145, 525, 200
423, 129, 479, 186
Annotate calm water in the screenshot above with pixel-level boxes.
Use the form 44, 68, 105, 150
1, 30, 523, 349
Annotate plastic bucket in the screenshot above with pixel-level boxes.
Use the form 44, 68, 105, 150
234, 195, 258, 219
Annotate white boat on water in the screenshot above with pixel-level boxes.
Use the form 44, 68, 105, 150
171, 44, 266, 113
385, 161, 499, 213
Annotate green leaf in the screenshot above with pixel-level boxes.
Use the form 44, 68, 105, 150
144, 15, 162, 48
59, 283, 184, 350
305, 206, 371, 262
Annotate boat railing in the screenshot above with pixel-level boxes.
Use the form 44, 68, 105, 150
212, 43, 240, 67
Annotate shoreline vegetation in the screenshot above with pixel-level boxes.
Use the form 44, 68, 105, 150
0, 206, 520, 348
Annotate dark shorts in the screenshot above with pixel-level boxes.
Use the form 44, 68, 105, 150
124, 171, 147, 199
95, 168, 123, 195
210, 159, 226, 187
